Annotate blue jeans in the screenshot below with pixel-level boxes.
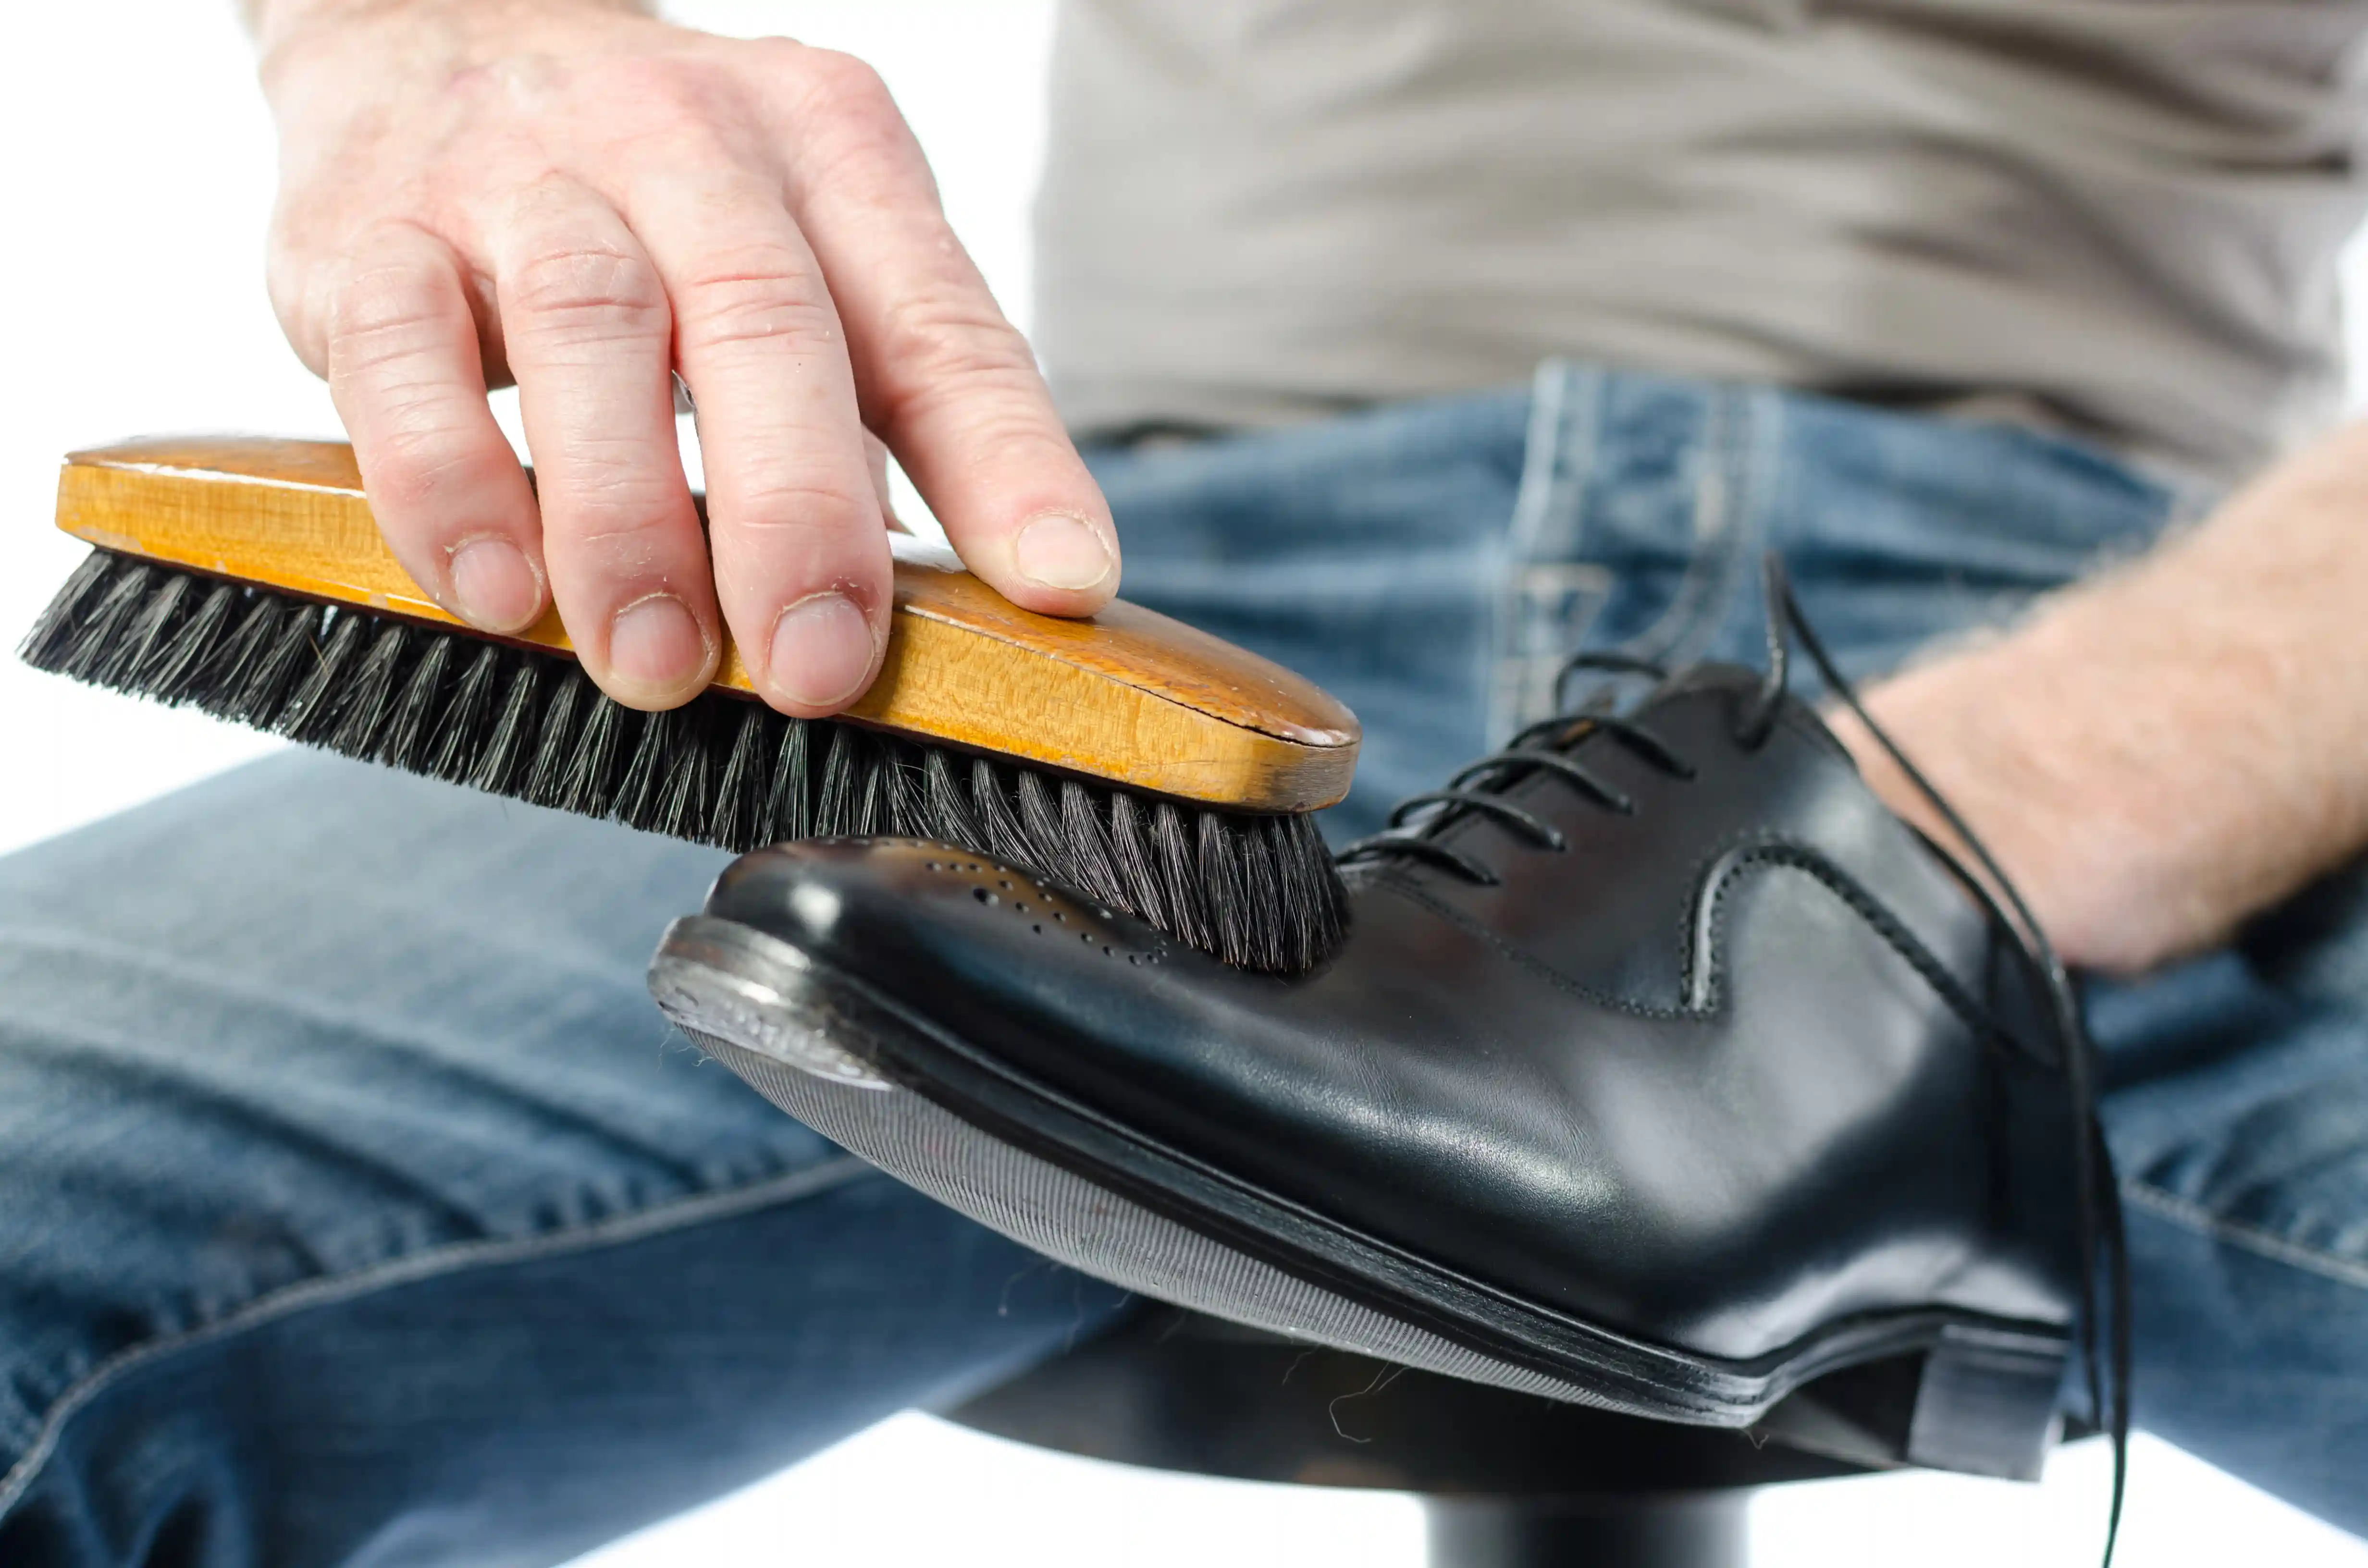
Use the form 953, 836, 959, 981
4, 364, 2364, 1564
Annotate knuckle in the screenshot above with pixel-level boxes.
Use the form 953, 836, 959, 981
330, 259, 451, 345
880, 294, 1031, 375
553, 500, 704, 580
746, 34, 814, 72
868, 296, 1044, 410
563, 505, 694, 555
675, 247, 838, 355
325, 265, 464, 380
792, 49, 899, 127
367, 425, 507, 519
505, 245, 668, 339
717, 472, 879, 536
270, 266, 336, 376
544, 440, 689, 518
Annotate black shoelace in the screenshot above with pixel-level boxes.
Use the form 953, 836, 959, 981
1341, 556, 2131, 1565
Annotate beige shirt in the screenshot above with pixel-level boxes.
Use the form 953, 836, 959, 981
1033, 0, 2368, 485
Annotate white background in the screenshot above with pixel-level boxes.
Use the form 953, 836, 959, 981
2, 4, 2364, 1565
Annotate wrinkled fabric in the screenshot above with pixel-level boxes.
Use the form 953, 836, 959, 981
1039, 0, 2368, 486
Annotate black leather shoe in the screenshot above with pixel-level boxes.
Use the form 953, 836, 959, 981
649, 654, 2100, 1485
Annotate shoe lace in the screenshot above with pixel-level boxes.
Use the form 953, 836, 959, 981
1342, 555, 2132, 1566
1337, 649, 1692, 886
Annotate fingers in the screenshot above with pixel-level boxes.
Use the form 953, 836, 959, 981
319, 43, 1102, 735
323, 224, 547, 636
621, 158, 892, 718
772, 50, 1121, 617
865, 429, 908, 533
492, 179, 720, 710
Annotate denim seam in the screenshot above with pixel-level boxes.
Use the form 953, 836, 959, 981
0, 1152, 875, 1519
1505, 358, 1575, 568
1490, 359, 1597, 743
2121, 1178, 2368, 1294
1622, 384, 1750, 669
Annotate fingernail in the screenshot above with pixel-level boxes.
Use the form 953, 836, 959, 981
1013, 512, 1114, 592
448, 537, 543, 632
608, 593, 710, 699
768, 592, 877, 711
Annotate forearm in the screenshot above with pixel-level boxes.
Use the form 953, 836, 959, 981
1846, 419, 2368, 973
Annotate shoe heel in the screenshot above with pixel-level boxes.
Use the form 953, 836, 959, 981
1903, 1323, 2067, 1482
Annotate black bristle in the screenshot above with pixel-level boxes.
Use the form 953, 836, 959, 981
1150, 801, 1210, 954
142, 580, 240, 704
1014, 768, 1068, 882
650, 704, 718, 839
102, 569, 195, 689
765, 718, 814, 844
16, 550, 119, 669
276, 611, 372, 742
1058, 780, 1130, 911
1237, 814, 1287, 970
921, 749, 989, 855
193, 593, 292, 720
469, 657, 545, 796
711, 704, 775, 853
327, 621, 415, 756
1274, 813, 1346, 972
425, 643, 504, 783
1107, 792, 1168, 931
559, 693, 636, 818
613, 704, 680, 828
815, 725, 868, 835
21, 549, 1352, 974
1198, 811, 1253, 968
522, 668, 587, 808
59, 559, 158, 682
852, 737, 888, 833
373, 632, 452, 768
971, 758, 1035, 866
232, 603, 314, 727
883, 747, 931, 838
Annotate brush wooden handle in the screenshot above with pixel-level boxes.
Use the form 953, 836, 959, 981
55, 437, 1359, 811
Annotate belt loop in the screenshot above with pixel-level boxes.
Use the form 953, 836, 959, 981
1619, 380, 1770, 672
1490, 361, 1611, 743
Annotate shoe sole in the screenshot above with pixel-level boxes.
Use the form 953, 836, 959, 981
648, 913, 2069, 1480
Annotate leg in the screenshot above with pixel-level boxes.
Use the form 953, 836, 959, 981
2086, 944, 2368, 1533
0, 753, 1130, 1568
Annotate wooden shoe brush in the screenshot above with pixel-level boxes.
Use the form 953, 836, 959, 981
20, 437, 1359, 972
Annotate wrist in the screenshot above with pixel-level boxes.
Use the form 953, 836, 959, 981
1831, 630, 2182, 975
248, 0, 653, 64
1832, 578, 2316, 976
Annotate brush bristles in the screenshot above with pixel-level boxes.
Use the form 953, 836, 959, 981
20, 551, 1349, 974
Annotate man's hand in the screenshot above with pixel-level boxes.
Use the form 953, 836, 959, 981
1834, 421, 2368, 975
253, 0, 1120, 715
